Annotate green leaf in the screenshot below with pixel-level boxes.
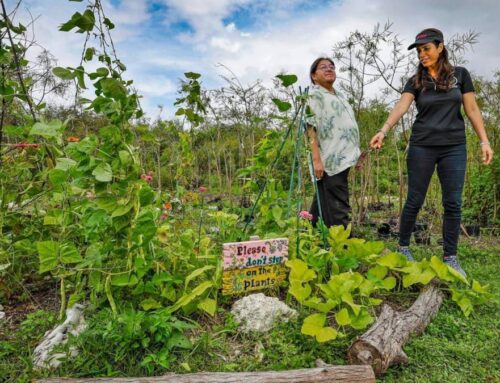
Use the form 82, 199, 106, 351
103, 17, 115, 30
100, 78, 127, 101
95, 67, 109, 77
141, 298, 162, 311
52, 67, 74, 80
169, 281, 213, 313
0, 263, 11, 272
377, 252, 407, 268
30, 120, 64, 138
84, 47, 95, 61
301, 313, 326, 336
381, 276, 397, 290
329, 224, 351, 243
37, 241, 59, 273
184, 265, 215, 288
335, 308, 351, 326
68, 293, 84, 308
289, 281, 311, 303
78, 10, 96, 32
271, 98, 291, 112
48, 169, 68, 187
184, 72, 201, 80
55, 157, 77, 171
60, 243, 82, 264
167, 332, 192, 350
92, 163, 113, 182
111, 203, 133, 218
111, 273, 139, 286
350, 308, 374, 330
401, 262, 436, 287
197, 298, 216, 316
276, 74, 298, 87
286, 259, 316, 283
303, 297, 337, 313
271, 205, 282, 222
315, 326, 337, 342
74, 66, 86, 89
367, 265, 388, 280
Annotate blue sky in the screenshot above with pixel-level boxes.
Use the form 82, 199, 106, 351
9, 0, 500, 120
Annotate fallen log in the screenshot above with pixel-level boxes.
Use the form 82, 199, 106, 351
34, 365, 375, 383
348, 280, 444, 375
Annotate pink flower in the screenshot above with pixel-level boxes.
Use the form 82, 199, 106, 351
299, 211, 313, 221
140, 174, 153, 182
198, 186, 208, 193
160, 214, 168, 221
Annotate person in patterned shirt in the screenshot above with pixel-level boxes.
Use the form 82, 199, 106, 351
306, 57, 361, 228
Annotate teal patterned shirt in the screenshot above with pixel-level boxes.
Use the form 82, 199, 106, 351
307, 85, 360, 176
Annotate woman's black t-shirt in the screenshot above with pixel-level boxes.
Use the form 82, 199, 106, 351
403, 66, 475, 146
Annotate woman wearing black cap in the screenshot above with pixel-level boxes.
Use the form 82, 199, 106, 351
369, 28, 494, 277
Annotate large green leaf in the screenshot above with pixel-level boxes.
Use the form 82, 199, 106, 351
111, 273, 139, 286
276, 74, 298, 87
101, 78, 127, 101
289, 281, 312, 303
37, 241, 59, 273
29, 120, 64, 138
301, 313, 326, 336
335, 308, 351, 326
92, 163, 113, 182
197, 298, 216, 316
272, 98, 292, 112
141, 298, 162, 311
169, 281, 213, 313
184, 265, 215, 288
52, 67, 74, 80
377, 252, 407, 268
60, 243, 83, 264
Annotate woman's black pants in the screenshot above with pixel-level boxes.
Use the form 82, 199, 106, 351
309, 168, 351, 228
399, 144, 466, 256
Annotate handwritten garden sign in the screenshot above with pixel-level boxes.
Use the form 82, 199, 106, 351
222, 238, 288, 295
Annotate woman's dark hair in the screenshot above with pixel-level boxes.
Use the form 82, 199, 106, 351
310, 57, 335, 84
413, 42, 454, 91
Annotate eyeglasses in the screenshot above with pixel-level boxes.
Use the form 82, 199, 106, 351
317, 64, 335, 71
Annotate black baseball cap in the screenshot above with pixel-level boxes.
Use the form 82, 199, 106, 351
407, 28, 444, 50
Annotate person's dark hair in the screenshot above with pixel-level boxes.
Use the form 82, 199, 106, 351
310, 57, 335, 84
413, 39, 454, 92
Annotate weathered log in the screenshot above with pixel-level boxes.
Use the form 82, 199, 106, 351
34, 365, 375, 383
348, 280, 444, 375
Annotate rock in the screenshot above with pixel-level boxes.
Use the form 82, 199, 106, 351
231, 293, 297, 333
33, 304, 87, 369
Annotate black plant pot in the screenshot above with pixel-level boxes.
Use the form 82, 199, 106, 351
377, 223, 391, 238
414, 230, 431, 245
464, 224, 481, 237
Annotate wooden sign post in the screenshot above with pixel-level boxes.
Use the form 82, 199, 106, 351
222, 237, 288, 295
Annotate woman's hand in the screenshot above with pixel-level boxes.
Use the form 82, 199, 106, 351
481, 143, 494, 165
370, 131, 385, 149
313, 157, 324, 180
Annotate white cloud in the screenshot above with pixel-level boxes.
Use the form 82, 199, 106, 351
5, 0, 500, 119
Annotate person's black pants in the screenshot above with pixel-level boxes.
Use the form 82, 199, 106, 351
399, 144, 466, 256
309, 168, 351, 228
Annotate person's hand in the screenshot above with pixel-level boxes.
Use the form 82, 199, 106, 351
370, 131, 385, 149
481, 143, 494, 165
313, 157, 324, 180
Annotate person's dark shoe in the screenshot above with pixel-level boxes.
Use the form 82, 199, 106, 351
443, 255, 467, 278
397, 246, 414, 261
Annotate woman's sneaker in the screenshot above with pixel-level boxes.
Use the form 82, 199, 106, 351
397, 246, 414, 261
443, 255, 467, 278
